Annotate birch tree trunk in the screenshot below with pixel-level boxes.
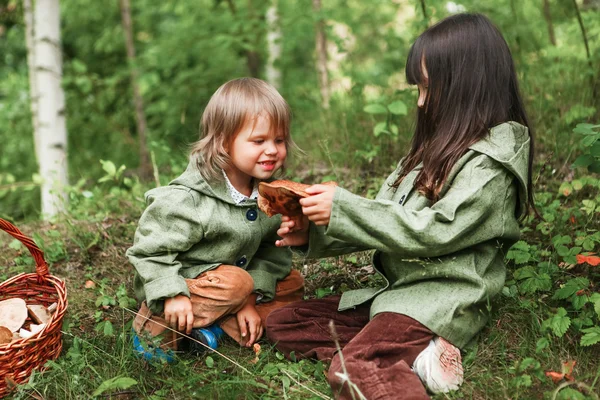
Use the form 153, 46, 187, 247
312, 0, 330, 109
24, 0, 40, 162
34, 0, 69, 218
119, 0, 152, 180
265, 0, 282, 89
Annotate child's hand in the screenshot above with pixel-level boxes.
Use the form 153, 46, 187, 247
236, 300, 263, 347
164, 295, 194, 334
276, 215, 309, 247
299, 184, 336, 226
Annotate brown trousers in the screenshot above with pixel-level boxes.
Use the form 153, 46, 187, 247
133, 265, 304, 350
266, 296, 434, 400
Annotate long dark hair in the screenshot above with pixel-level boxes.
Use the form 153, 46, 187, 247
395, 13, 535, 216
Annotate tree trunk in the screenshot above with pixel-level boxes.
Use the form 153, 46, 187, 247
571, 0, 597, 102
225, 0, 260, 78
34, 0, 69, 218
542, 0, 556, 46
119, 0, 152, 180
419, 0, 429, 28
312, 0, 330, 109
24, 0, 39, 161
265, 0, 282, 89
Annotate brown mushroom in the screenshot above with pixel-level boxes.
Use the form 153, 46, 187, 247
258, 180, 337, 223
0, 326, 12, 345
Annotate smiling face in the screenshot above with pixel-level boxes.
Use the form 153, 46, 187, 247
225, 114, 287, 196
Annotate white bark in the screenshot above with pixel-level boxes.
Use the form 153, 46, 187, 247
34, 0, 69, 218
24, 0, 39, 162
265, 1, 282, 89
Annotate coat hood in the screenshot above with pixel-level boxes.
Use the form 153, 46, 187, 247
168, 158, 256, 206
469, 121, 530, 216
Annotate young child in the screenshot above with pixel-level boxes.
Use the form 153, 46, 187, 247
127, 78, 304, 360
268, 13, 535, 399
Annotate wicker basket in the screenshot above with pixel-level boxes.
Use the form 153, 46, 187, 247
0, 218, 67, 398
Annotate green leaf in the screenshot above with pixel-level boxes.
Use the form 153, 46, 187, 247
580, 326, 600, 347
572, 293, 588, 310
92, 376, 137, 396
373, 122, 387, 137
589, 161, 600, 173
100, 160, 117, 176
552, 235, 571, 247
590, 293, 600, 317
571, 180, 584, 190
589, 141, 600, 157
316, 287, 333, 299
549, 308, 571, 337
518, 272, 551, 294
572, 155, 594, 168
556, 245, 570, 257
363, 104, 388, 114
573, 123, 600, 134
553, 278, 590, 300
205, 356, 214, 368
535, 337, 549, 353
71, 59, 88, 74
581, 200, 597, 215
582, 135, 598, 147
388, 100, 407, 115
507, 241, 531, 264
9, 239, 22, 250
556, 388, 587, 400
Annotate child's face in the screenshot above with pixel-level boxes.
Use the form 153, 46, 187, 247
225, 114, 287, 192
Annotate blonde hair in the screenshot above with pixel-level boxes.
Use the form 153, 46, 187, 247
191, 77, 293, 182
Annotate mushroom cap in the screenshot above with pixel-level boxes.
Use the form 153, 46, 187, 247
0, 326, 12, 345
257, 180, 336, 217
0, 298, 28, 333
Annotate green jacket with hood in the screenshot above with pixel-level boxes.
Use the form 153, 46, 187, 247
305, 122, 529, 348
127, 160, 292, 314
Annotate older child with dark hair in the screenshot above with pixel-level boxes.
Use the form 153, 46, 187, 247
268, 13, 535, 399
127, 78, 303, 360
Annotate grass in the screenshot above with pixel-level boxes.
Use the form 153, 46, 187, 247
1, 171, 599, 400
1, 111, 600, 398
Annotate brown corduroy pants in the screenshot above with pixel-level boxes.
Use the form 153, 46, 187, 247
266, 296, 434, 400
133, 265, 304, 350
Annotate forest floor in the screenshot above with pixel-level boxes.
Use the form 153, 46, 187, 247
1, 162, 599, 400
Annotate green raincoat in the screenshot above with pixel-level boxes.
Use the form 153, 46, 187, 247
127, 160, 292, 314
306, 122, 530, 348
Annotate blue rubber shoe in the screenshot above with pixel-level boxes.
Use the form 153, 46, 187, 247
132, 331, 175, 363
188, 325, 225, 354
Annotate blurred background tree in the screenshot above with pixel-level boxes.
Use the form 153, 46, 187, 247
0, 0, 598, 220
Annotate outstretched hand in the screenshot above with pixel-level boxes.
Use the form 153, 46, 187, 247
275, 215, 309, 247
275, 184, 336, 247
299, 184, 335, 226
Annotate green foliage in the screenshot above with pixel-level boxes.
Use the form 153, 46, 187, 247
92, 376, 138, 397
572, 123, 600, 173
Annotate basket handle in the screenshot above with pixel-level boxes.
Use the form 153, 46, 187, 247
0, 218, 49, 282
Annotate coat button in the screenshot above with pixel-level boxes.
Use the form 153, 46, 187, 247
236, 256, 247, 267
246, 209, 258, 221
